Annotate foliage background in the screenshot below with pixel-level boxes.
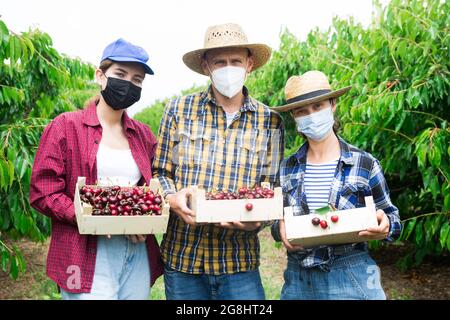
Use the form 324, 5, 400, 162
0, 0, 448, 280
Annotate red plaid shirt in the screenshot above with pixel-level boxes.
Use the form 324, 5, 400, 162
30, 102, 164, 293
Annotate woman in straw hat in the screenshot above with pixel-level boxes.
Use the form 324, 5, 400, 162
271, 71, 402, 300
153, 23, 284, 300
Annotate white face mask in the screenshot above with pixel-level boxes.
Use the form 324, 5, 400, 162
294, 107, 334, 141
209, 66, 247, 99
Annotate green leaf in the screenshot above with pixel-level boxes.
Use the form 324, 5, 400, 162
402, 218, 417, 240
447, 228, 450, 251
440, 221, 449, 249
314, 205, 332, 215
7, 160, 14, 187
1, 251, 9, 272
415, 220, 423, 245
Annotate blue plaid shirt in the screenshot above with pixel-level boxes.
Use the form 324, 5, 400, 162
271, 137, 402, 271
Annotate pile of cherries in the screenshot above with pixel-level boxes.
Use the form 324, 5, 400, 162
311, 215, 339, 229
205, 186, 275, 201
79, 185, 163, 216
205, 186, 275, 212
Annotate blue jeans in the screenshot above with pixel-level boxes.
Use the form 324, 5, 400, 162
61, 235, 150, 300
281, 251, 386, 300
164, 265, 265, 300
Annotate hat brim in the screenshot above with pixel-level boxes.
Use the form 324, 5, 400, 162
272, 86, 352, 112
106, 56, 154, 75
182, 43, 272, 75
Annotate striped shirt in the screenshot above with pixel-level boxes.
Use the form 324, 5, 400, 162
304, 160, 338, 211
153, 85, 284, 275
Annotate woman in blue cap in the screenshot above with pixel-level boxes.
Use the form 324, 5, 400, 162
30, 38, 163, 299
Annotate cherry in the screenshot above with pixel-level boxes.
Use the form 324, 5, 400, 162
331, 215, 339, 223
245, 203, 253, 211
154, 196, 162, 205
108, 196, 118, 204
111, 209, 118, 216
320, 220, 328, 229
311, 217, 321, 226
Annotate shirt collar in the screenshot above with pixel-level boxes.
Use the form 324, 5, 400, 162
82, 101, 136, 132
293, 136, 354, 166
200, 85, 258, 113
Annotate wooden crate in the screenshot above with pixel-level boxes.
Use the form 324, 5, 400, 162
284, 196, 378, 248
190, 183, 283, 223
74, 177, 170, 235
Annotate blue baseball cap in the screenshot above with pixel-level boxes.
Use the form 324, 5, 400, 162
101, 38, 154, 75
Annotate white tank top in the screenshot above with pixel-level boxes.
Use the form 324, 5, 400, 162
96, 143, 142, 187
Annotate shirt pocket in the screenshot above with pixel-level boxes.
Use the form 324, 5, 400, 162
339, 183, 369, 210
235, 129, 268, 168
177, 121, 217, 166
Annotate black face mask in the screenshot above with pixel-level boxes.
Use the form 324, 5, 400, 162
100, 75, 142, 110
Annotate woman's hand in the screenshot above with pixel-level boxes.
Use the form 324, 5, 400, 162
279, 219, 304, 252
215, 221, 262, 231
166, 188, 196, 226
358, 209, 390, 240
126, 235, 147, 243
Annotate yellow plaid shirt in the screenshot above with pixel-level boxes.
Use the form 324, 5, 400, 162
153, 85, 284, 274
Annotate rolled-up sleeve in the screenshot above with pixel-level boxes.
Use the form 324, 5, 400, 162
369, 159, 402, 241
152, 100, 178, 197
30, 116, 76, 225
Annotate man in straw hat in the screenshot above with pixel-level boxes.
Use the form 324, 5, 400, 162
153, 23, 284, 300
271, 71, 402, 299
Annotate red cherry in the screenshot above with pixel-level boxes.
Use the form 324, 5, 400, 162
331, 215, 339, 223
311, 217, 321, 226
238, 187, 248, 195
245, 203, 253, 211
108, 196, 118, 204
320, 220, 328, 229
111, 209, 118, 216
154, 196, 162, 205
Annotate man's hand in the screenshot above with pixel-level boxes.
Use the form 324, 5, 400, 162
215, 221, 262, 231
279, 219, 304, 252
126, 235, 147, 243
166, 188, 196, 226
358, 209, 390, 240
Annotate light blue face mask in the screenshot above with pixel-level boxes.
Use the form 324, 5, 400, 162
294, 107, 334, 141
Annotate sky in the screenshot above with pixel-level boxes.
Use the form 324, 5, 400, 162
1, 0, 389, 116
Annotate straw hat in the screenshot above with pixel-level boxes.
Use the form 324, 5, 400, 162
273, 71, 352, 112
182, 23, 272, 75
